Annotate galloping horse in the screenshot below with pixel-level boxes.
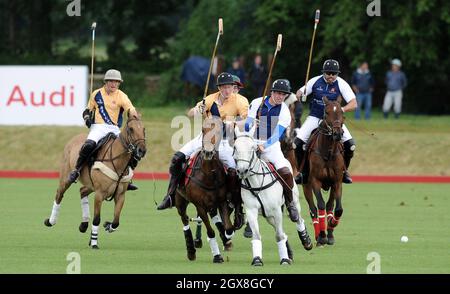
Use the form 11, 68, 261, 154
176, 116, 234, 263
44, 110, 147, 249
233, 126, 312, 266
301, 96, 346, 246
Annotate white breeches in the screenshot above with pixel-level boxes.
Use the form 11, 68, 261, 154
179, 133, 236, 169
87, 124, 121, 143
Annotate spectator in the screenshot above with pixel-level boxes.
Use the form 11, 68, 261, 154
383, 59, 407, 119
248, 54, 267, 98
227, 57, 246, 85
352, 61, 374, 120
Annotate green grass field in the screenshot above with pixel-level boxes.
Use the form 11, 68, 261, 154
1, 179, 449, 274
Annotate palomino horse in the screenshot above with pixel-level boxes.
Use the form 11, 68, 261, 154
232, 126, 312, 266
44, 111, 147, 249
301, 96, 346, 246
176, 116, 234, 263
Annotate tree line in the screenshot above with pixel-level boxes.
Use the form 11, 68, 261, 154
1, 0, 449, 114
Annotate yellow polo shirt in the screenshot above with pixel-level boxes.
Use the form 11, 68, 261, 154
196, 92, 249, 121
87, 87, 136, 126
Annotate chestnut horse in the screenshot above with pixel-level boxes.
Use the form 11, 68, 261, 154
44, 111, 147, 249
176, 116, 234, 263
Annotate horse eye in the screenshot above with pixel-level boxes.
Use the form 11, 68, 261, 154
129, 127, 134, 133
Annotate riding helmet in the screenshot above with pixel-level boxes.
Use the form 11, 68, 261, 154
216, 72, 235, 86
104, 69, 123, 82
271, 79, 291, 94
322, 59, 341, 73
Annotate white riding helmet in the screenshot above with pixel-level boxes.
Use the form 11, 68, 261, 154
391, 59, 402, 67
104, 69, 123, 82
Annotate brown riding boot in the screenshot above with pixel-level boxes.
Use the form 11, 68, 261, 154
228, 168, 244, 230
277, 167, 300, 222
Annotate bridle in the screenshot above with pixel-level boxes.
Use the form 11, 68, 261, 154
319, 103, 344, 140
119, 117, 147, 161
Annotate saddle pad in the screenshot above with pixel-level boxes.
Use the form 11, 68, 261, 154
184, 152, 200, 186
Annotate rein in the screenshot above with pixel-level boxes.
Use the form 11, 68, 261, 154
97, 118, 146, 201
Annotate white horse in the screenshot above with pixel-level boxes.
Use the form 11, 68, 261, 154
232, 126, 312, 266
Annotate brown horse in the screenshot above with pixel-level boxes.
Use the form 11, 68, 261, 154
301, 96, 345, 246
176, 116, 234, 263
44, 110, 147, 249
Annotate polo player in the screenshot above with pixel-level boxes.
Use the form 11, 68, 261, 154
244, 79, 300, 223
295, 59, 357, 184
157, 72, 249, 229
68, 69, 139, 190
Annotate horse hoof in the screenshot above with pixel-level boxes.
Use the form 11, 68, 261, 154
44, 218, 53, 227
224, 240, 233, 252
251, 256, 264, 266
103, 221, 111, 228
213, 254, 224, 263
194, 239, 203, 248
316, 236, 328, 247
327, 238, 335, 245
187, 250, 196, 261
79, 222, 89, 233
327, 229, 335, 245
91, 245, 99, 250
280, 258, 292, 265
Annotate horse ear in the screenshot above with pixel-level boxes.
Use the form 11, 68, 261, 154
322, 96, 329, 104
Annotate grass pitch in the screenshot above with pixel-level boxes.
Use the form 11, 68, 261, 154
0, 179, 449, 274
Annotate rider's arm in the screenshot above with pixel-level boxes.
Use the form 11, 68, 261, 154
263, 124, 287, 149
296, 76, 321, 99
337, 77, 358, 112
187, 101, 205, 117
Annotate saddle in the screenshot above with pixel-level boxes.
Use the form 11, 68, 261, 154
87, 132, 117, 168
182, 151, 229, 187
263, 161, 292, 192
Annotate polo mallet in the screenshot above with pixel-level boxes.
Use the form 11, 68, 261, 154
257, 34, 282, 120
302, 10, 320, 102
90, 22, 97, 95
202, 18, 223, 113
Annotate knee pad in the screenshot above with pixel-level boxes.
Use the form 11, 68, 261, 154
343, 139, 356, 156
170, 151, 186, 174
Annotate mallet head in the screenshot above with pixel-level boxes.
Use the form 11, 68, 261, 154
218, 18, 223, 35
277, 34, 282, 51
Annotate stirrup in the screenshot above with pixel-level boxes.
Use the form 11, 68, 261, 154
127, 183, 138, 191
